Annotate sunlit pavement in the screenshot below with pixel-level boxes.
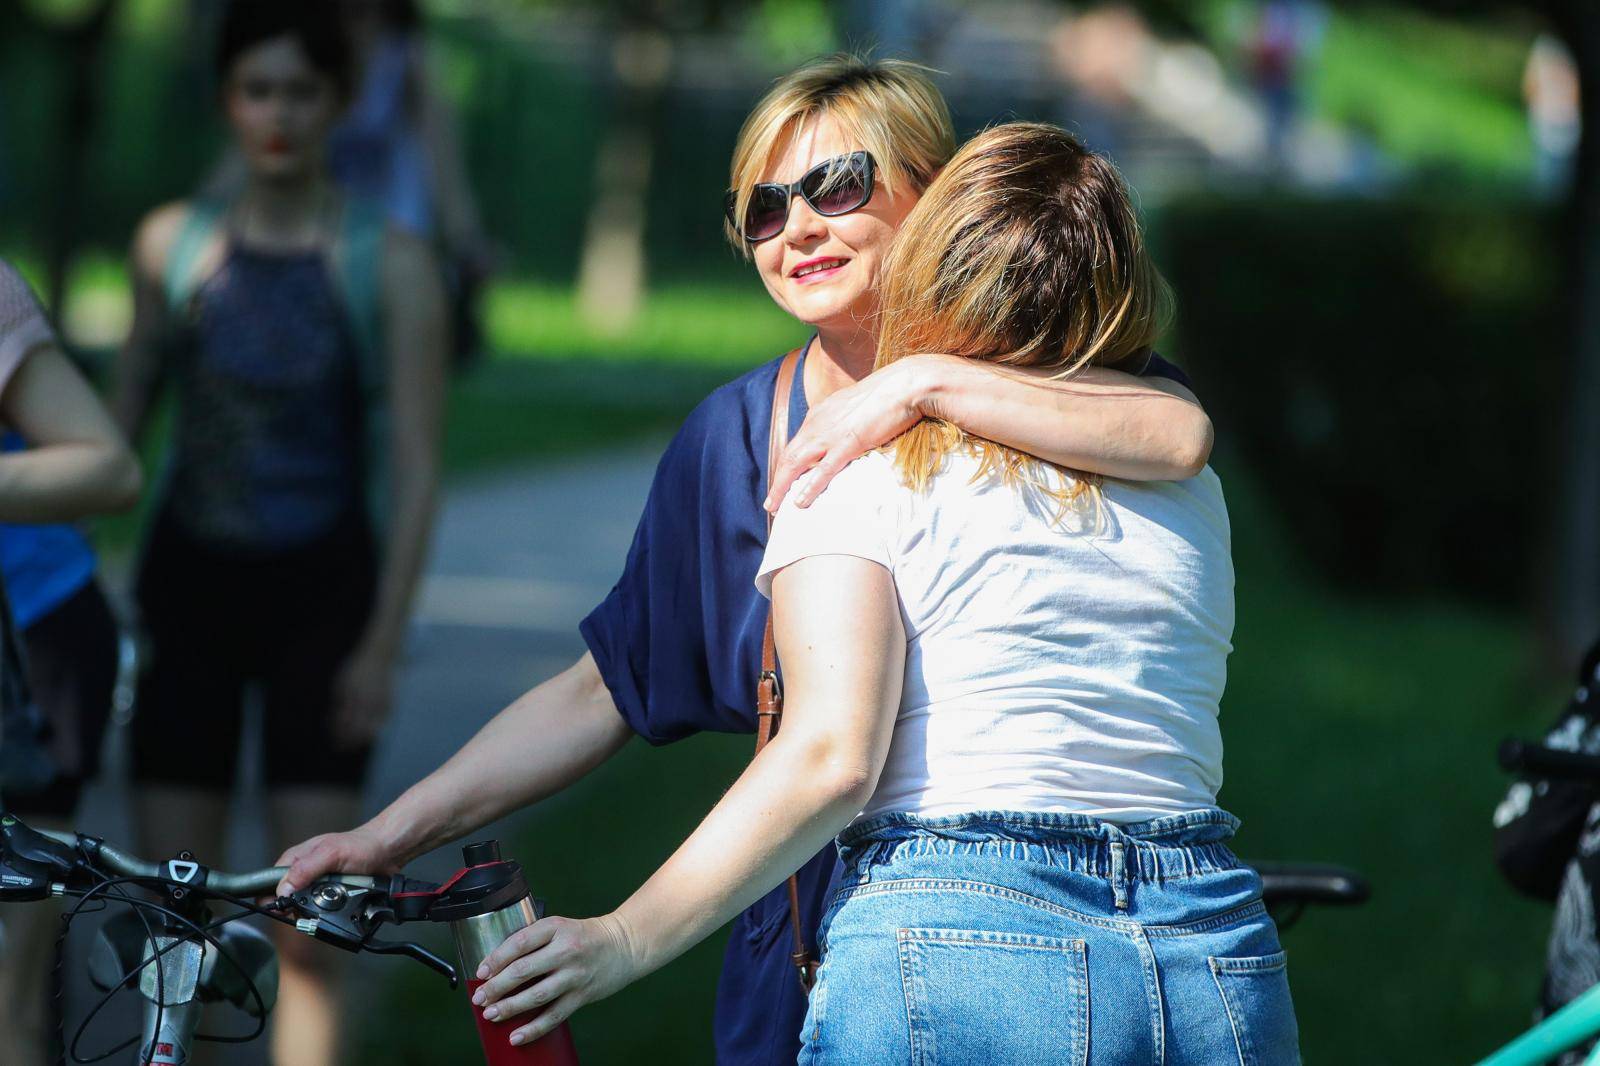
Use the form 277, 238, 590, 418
58, 439, 668, 1063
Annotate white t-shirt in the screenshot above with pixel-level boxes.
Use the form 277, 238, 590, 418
756, 448, 1234, 824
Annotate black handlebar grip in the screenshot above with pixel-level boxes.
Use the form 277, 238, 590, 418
1499, 738, 1600, 782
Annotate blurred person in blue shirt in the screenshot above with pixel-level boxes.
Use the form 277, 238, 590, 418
0, 257, 140, 1065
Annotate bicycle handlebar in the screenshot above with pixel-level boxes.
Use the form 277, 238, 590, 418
1498, 738, 1600, 783
0, 814, 475, 1065
34, 828, 379, 896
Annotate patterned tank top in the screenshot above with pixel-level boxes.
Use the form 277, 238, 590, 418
168, 244, 365, 553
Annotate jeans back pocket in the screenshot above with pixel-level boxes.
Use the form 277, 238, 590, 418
1208, 951, 1301, 1066
898, 928, 1088, 1066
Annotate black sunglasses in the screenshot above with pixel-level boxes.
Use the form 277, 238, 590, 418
724, 151, 877, 244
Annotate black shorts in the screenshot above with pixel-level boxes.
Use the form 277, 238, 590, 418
131, 514, 378, 791
0, 581, 119, 816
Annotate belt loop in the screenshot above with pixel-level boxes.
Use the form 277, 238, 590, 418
1109, 838, 1129, 910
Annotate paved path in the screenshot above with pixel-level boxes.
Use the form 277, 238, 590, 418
60, 440, 667, 1063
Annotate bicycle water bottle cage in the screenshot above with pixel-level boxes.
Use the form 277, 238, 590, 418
387, 840, 538, 923
0, 812, 80, 900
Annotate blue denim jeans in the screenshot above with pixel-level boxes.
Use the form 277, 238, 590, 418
798, 810, 1299, 1065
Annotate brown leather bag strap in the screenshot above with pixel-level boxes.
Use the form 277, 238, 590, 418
756, 345, 801, 750
755, 345, 820, 992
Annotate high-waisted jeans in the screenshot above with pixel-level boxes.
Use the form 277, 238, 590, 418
798, 810, 1299, 1065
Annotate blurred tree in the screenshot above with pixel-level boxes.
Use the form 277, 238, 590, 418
575, 11, 673, 335
1331, 0, 1600, 657
513, 0, 752, 333
1114, 0, 1597, 654
1, 0, 122, 320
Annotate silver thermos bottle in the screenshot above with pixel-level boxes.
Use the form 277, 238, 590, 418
440, 840, 581, 1066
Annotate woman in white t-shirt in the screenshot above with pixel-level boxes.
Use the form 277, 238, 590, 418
747, 122, 1297, 1064
455, 124, 1295, 1064
755, 120, 1300, 1064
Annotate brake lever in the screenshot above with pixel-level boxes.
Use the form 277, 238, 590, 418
363, 937, 459, 987
282, 882, 386, 952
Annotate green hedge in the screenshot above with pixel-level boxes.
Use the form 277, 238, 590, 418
1154, 193, 1565, 604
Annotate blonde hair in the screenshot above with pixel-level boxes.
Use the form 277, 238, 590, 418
725, 54, 956, 252
876, 122, 1173, 520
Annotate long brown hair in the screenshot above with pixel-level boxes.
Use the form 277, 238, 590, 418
876, 122, 1173, 517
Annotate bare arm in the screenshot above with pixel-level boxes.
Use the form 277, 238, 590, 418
277, 651, 633, 891
371, 229, 449, 656
921, 355, 1213, 480
0, 344, 142, 521
767, 352, 1213, 511
470, 555, 906, 1045
332, 230, 449, 744
113, 202, 189, 443
414, 69, 490, 267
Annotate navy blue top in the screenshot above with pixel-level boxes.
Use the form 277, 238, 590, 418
581, 346, 1193, 1065
169, 246, 365, 553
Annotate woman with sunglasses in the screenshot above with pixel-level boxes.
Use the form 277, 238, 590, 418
276, 55, 1211, 1063
474, 120, 1288, 1063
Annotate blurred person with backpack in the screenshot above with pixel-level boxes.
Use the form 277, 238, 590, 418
0, 257, 141, 1064
112, 3, 447, 1062
334, 0, 494, 366
205, 0, 494, 366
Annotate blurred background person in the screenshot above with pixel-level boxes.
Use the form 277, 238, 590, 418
0, 256, 140, 1065
334, 0, 494, 368
204, 0, 493, 367
110, 2, 447, 1062
1524, 32, 1580, 195
1247, 0, 1325, 171
1050, 4, 1150, 164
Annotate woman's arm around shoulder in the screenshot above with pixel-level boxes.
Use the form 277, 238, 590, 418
768, 352, 1213, 511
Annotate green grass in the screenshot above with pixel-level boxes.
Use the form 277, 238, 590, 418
1310, 7, 1533, 181
1190, 1, 1535, 183
483, 279, 802, 370
1214, 455, 1557, 1061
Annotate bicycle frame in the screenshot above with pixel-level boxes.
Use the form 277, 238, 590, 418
1477, 983, 1600, 1066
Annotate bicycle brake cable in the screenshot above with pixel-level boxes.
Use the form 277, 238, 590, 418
58, 875, 272, 1062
